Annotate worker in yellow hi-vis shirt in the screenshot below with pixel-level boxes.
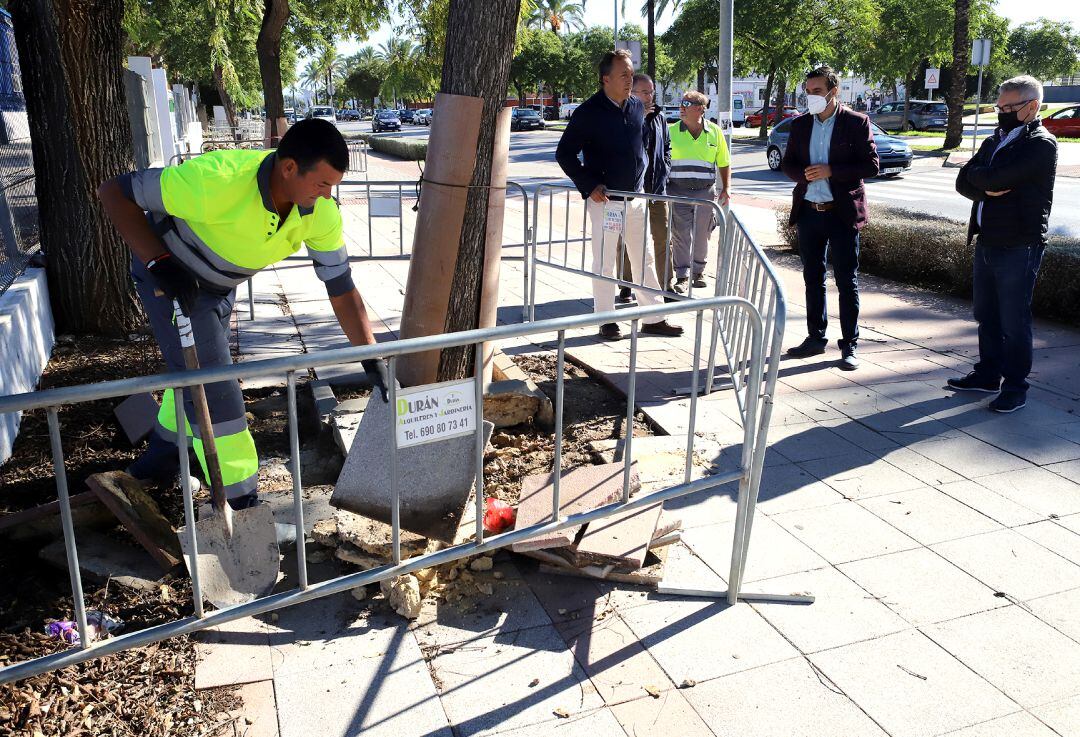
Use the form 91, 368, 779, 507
97, 119, 388, 509
668, 90, 731, 294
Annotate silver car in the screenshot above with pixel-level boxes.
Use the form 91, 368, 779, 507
869, 100, 949, 131
766, 116, 913, 177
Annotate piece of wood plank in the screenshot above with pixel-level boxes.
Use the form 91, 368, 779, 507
87, 472, 181, 571
0, 492, 100, 533
511, 462, 639, 553
571, 502, 663, 571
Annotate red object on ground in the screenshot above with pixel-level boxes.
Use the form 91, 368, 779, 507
483, 498, 516, 534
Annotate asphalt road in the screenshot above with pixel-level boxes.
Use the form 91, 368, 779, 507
337, 122, 1080, 237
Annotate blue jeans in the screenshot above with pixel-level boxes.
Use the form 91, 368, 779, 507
972, 243, 1045, 393
796, 207, 860, 348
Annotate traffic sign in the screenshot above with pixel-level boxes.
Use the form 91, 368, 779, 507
615, 40, 642, 68
971, 38, 992, 67
925, 68, 940, 90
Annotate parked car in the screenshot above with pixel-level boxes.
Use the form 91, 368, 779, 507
744, 105, 799, 128
765, 115, 913, 176
283, 108, 298, 124
372, 110, 401, 132
560, 102, 581, 119
337, 108, 360, 121
869, 100, 948, 131
510, 107, 545, 131
413, 108, 433, 125
400, 108, 416, 123
1043, 105, 1080, 138
307, 105, 336, 122
543, 105, 559, 121
663, 105, 681, 124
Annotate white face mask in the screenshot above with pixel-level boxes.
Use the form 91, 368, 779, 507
806, 93, 830, 115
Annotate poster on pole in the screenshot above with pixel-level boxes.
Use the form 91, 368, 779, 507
924, 68, 940, 90
615, 40, 642, 68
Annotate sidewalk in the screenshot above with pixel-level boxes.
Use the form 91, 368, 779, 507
212, 162, 1080, 737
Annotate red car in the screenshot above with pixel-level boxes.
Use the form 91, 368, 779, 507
745, 105, 799, 128
1043, 105, 1080, 138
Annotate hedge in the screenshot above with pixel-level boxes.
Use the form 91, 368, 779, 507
351, 133, 427, 160
776, 204, 1080, 326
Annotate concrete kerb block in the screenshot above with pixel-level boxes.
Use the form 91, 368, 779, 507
309, 379, 338, 419
483, 378, 555, 429
113, 392, 159, 445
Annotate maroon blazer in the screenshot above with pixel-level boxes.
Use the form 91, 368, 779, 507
781, 106, 879, 229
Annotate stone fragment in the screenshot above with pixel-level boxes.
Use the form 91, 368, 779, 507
384, 574, 422, 619
469, 556, 494, 572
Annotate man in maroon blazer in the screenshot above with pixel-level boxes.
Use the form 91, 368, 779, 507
781, 66, 879, 370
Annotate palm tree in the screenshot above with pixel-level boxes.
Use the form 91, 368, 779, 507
535, 0, 586, 34
620, 0, 682, 79
378, 37, 417, 107
302, 59, 324, 105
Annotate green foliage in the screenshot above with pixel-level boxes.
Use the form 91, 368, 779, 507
1007, 19, 1080, 82
510, 27, 565, 100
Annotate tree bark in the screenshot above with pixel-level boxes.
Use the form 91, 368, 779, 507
257, 0, 290, 146
213, 63, 237, 127
901, 71, 914, 131
696, 67, 705, 93
943, 0, 970, 149
9, 0, 141, 335
758, 65, 776, 140
435, 0, 520, 381
646, 0, 656, 79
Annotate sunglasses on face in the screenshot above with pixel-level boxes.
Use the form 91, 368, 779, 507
681, 100, 703, 108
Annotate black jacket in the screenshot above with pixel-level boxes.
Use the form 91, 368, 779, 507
643, 105, 671, 195
555, 90, 647, 198
956, 119, 1058, 248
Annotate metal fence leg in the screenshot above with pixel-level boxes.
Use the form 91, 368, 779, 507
46, 408, 90, 646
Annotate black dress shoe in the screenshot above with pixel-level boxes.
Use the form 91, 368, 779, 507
640, 319, 684, 337
599, 322, 622, 340
786, 337, 828, 358
947, 372, 1001, 393
691, 274, 707, 289
615, 287, 634, 305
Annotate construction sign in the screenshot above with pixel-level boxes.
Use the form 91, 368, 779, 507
925, 68, 940, 90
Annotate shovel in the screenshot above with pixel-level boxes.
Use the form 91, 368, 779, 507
168, 298, 280, 608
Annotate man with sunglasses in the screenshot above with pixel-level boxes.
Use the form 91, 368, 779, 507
952, 75, 1058, 413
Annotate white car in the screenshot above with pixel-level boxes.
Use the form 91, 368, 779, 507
560, 102, 581, 119
307, 105, 336, 123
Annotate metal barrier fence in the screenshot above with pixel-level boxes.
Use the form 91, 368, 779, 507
0, 295, 807, 685
528, 186, 787, 598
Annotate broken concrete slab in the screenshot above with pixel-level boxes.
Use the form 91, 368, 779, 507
573, 502, 663, 571
329, 396, 369, 455
490, 348, 531, 384
312, 508, 428, 560
332, 393, 494, 542
483, 379, 554, 429
113, 392, 159, 445
309, 380, 337, 418
512, 462, 639, 553
589, 435, 725, 490
39, 529, 163, 591
87, 472, 181, 570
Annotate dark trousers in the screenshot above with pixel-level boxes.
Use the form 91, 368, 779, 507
972, 243, 1044, 394
796, 206, 860, 348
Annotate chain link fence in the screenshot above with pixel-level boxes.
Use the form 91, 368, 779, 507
0, 9, 40, 297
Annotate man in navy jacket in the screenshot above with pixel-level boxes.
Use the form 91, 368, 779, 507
556, 50, 682, 340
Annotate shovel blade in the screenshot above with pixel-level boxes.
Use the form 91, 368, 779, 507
178, 503, 280, 608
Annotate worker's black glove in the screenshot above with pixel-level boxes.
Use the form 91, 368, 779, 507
361, 358, 390, 403
147, 253, 198, 314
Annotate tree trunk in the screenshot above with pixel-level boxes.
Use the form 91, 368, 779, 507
213, 63, 237, 127
758, 65, 776, 140
9, 0, 141, 335
696, 67, 705, 93
901, 72, 914, 131
398, 0, 521, 385
943, 0, 970, 149
257, 0, 290, 146
646, 0, 656, 79
514, 82, 526, 106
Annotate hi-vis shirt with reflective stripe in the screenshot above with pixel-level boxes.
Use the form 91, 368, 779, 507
124, 150, 352, 294
667, 120, 731, 189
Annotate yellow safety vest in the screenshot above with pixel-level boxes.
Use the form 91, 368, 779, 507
668, 120, 730, 189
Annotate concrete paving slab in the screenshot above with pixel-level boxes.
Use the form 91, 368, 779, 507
765, 421, 864, 464
937, 480, 1045, 527
555, 611, 671, 705
609, 690, 713, 737
681, 516, 827, 584
274, 631, 450, 737
974, 467, 1080, 519
745, 566, 909, 653
772, 501, 920, 565
1026, 587, 1080, 642
858, 487, 1004, 545
482, 708, 627, 737
932, 528, 1080, 601
683, 656, 890, 737
113, 392, 159, 445
906, 435, 1034, 479
808, 629, 1018, 737
876, 446, 966, 487
412, 574, 553, 650
752, 462, 847, 516
427, 624, 604, 737
194, 615, 273, 690
1015, 520, 1080, 565
816, 416, 901, 452
959, 418, 1080, 466
222, 680, 279, 737
839, 547, 1005, 627
574, 502, 662, 571
619, 599, 799, 684
796, 450, 924, 501
1032, 695, 1080, 737
265, 592, 405, 677
940, 711, 1059, 736
925, 605, 1080, 709
518, 561, 617, 625
1047, 459, 1080, 484
657, 540, 727, 592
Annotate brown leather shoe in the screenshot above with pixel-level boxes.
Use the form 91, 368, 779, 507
640, 319, 684, 337
599, 322, 622, 340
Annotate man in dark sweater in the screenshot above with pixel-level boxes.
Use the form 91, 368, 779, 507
952, 75, 1058, 414
555, 49, 682, 340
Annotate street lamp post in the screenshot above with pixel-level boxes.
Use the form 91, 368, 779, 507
716, 0, 734, 152
971, 38, 992, 153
